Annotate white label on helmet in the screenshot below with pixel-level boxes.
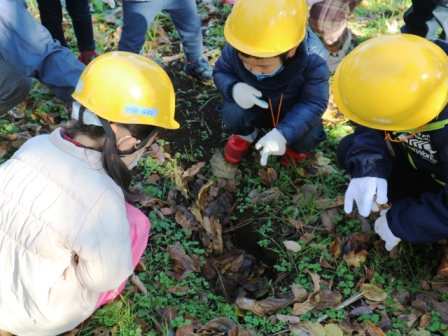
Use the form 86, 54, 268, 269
75, 80, 84, 93
125, 104, 158, 117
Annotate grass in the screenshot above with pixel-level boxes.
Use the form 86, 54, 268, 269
12, 0, 448, 335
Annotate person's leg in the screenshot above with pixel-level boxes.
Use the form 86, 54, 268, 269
401, 0, 440, 39
94, 203, 151, 310
118, 0, 163, 54
217, 101, 265, 163
432, 0, 448, 41
36, 0, 67, 47
165, 0, 212, 82
289, 122, 327, 153
0, 60, 32, 114
281, 122, 327, 166
164, 0, 203, 62
65, 0, 95, 51
217, 101, 268, 136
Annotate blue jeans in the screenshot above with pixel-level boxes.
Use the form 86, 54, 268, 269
401, 0, 448, 40
0, 60, 32, 114
118, 0, 204, 62
217, 101, 327, 153
36, 0, 95, 50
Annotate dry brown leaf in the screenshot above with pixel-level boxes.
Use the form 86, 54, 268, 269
228, 325, 256, 336
131, 274, 147, 295
209, 215, 223, 255
230, 254, 244, 273
167, 243, 201, 280
175, 210, 196, 232
329, 237, 342, 259
344, 250, 369, 267
309, 290, 342, 309
320, 208, 338, 232
183, 162, 205, 178
146, 173, 160, 184
324, 324, 344, 336
134, 260, 147, 273
276, 314, 302, 324
290, 300, 315, 316
320, 259, 334, 269
196, 317, 236, 334
251, 187, 283, 204
361, 284, 388, 302
291, 284, 309, 302
161, 207, 175, 215
196, 179, 215, 212
308, 271, 321, 293
167, 286, 190, 295
175, 322, 194, 336
366, 321, 386, 336
418, 312, 432, 329
0, 143, 6, 159
236, 295, 296, 316
296, 321, 326, 336
260, 167, 278, 186
210, 150, 238, 179
314, 196, 345, 210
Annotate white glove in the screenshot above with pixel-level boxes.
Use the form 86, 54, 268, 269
232, 83, 269, 109
344, 177, 388, 217
102, 0, 115, 8
375, 209, 401, 251
255, 128, 287, 166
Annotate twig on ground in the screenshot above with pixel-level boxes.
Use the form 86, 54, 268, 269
317, 291, 364, 323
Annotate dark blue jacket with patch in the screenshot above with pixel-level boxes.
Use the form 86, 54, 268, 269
213, 28, 330, 145
345, 39, 448, 243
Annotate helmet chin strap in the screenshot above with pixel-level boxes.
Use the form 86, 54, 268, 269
78, 105, 159, 156
97, 116, 118, 145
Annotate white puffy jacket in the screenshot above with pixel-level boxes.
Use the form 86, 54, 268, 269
0, 128, 133, 335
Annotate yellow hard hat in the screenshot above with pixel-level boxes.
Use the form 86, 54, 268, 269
224, 0, 307, 57
332, 34, 448, 131
72, 51, 179, 129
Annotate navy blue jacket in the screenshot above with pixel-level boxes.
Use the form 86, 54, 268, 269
345, 39, 448, 243
213, 28, 330, 145
0, 0, 84, 104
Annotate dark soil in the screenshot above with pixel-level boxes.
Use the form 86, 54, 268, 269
160, 62, 226, 161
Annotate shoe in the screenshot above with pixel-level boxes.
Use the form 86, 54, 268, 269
327, 31, 352, 72
183, 58, 213, 82
280, 147, 307, 167
224, 134, 252, 164
437, 248, 448, 275
221, 0, 234, 3
78, 50, 100, 66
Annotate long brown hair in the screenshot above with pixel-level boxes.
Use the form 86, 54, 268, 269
65, 122, 156, 201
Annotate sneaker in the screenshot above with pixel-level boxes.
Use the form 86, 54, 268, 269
327, 31, 352, 72
183, 58, 213, 82
224, 134, 252, 164
78, 50, 100, 66
221, 0, 235, 3
280, 147, 307, 167
437, 248, 448, 275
